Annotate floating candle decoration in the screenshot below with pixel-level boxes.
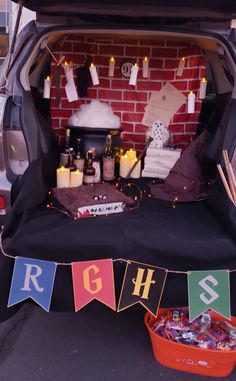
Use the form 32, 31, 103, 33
176, 57, 186, 77
142, 56, 149, 78
89, 63, 99, 85
43, 76, 51, 99
129, 63, 139, 86
187, 91, 196, 114
108, 57, 115, 77
199, 77, 207, 99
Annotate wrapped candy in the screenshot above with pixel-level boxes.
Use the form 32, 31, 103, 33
152, 308, 236, 351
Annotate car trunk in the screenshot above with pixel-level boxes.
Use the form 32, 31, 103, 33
0, 1, 235, 322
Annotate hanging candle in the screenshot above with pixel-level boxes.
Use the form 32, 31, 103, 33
43, 76, 51, 99
187, 91, 196, 114
89, 63, 99, 86
108, 56, 115, 77
129, 63, 139, 86
176, 57, 186, 77
199, 77, 207, 99
142, 56, 149, 78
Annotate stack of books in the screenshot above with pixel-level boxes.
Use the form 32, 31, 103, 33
142, 147, 181, 179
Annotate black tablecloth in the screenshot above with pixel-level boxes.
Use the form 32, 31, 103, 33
1, 152, 236, 321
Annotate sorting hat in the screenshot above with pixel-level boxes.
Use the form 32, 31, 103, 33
151, 131, 210, 202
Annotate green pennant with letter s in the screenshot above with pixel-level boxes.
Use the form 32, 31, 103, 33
187, 270, 231, 322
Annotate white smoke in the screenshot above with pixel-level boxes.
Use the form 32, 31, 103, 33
68, 100, 120, 129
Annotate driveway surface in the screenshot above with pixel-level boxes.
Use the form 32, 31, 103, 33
0, 303, 235, 381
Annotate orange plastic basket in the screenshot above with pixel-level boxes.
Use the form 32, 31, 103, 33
145, 308, 236, 377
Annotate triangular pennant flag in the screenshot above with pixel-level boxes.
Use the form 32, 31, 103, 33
8, 257, 57, 312
188, 270, 231, 322
117, 261, 167, 316
72, 259, 116, 312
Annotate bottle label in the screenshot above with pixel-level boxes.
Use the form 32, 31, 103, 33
103, 158, 115, 181
83, 175, 95, 184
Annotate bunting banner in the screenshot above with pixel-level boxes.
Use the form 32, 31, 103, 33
188, 270, 231, 322
71, 259, 116, 312
8, 257, 57, 312
3, 250, 235, 319
117, 260, 167, 316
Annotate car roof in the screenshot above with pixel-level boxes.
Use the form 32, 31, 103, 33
13, 0, 236, 19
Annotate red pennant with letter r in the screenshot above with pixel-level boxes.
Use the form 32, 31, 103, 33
72, 259, 116, 312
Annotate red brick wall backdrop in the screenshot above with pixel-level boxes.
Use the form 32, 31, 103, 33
50, 35, 206, 151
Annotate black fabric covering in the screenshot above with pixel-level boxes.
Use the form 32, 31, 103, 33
1, 152, 236, 321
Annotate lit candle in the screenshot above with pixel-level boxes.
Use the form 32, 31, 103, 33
199, 77, 207, 99
89, 63, 99, 85
108, 57, 115, 77
70, 170, 83, 187
119, 154, 132, 178
130, 159, 141, 179
126, 148, 137, 161
56, 166, 70, 188
129, 63, 139, 86
176, 57, 186, 77
142, 56, 149, 78
187, 91, 196, 114
43, 76, 51, 99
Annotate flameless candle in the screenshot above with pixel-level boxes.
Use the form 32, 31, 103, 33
108, 56, 115, 77
187, 91, 196, 114
56, 166, 70, 188
119, 154, 132, 178
130, 159, 141, 179
70, 170, 83, 187
176, 57, 186, 77
199, 77, 207, 99
89, 63, 99, 85
126, 148, 137, 161
142, 56, 149, 78
43, 76, 51, 99
129, 63, 139, 86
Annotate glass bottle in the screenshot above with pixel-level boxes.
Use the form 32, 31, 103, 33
83, 150, 95, 185
89, 146, 101, 183
74, 138, 85, 172
65, 147, 77, 172
60, 128, 70, 166
102, 134, 115, 181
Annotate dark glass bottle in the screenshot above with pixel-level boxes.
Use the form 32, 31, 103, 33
83, 150, 95, 184
74, 138, 85, 172
102, 134, 115, 181
65, 147, 77, 172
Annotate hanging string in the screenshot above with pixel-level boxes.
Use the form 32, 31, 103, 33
1, 232, 235, 275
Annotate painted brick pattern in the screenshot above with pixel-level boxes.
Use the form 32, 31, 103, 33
50, 36, 205, 150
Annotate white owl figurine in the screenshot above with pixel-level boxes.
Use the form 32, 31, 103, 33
148, 120, 170, 148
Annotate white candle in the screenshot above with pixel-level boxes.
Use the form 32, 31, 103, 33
129, 63, 139, 86
130, 159, 141, 179
199, 77, 207, 99
126, 148, 137, 161
119, 155, 132, 178
56, 166, 70, 188
187, 91, 196, 114
43, 76, 51, 99
176, 57, 185, 77
142, 56, 149, 78
108, 57, 115, 77
89, 63, 99, 86
70, 170, 83, 187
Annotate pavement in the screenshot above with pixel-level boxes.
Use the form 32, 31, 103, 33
0, 302, 235, 381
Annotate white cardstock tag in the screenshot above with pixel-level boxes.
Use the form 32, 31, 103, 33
78, 202, 124, 218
